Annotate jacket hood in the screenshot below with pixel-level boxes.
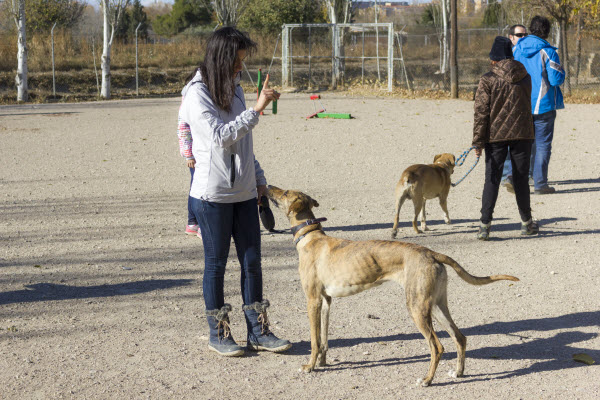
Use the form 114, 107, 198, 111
516, 35, 557, 58
491, 59, 529, 84
181, 70, 242, 97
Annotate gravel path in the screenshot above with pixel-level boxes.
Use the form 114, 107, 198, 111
1, 94, 599, 399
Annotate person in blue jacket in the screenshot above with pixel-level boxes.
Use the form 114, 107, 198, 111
508, 15, 565, 194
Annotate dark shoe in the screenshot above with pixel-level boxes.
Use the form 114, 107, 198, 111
521, 219, 539, 235
206, 305, 245, 357
502, 177, 515, 194
243, 300, 292, 353
534, 186, 556, 194
477, 223, 491, 241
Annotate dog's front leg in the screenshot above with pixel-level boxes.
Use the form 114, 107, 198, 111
318, 295, 332, 367
439, 194, 451, 224
302, 297, 323, 372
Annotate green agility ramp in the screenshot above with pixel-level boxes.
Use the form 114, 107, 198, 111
316, 113, 352, 119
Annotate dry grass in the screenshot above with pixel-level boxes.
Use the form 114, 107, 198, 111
1, 31, 599, 104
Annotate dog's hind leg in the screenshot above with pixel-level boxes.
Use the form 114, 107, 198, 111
302, 297, 323, 372
407, 301, 444, 386
420, 200, 430, 231
432, 295, 466, 378
391, 189, 409, 238
412, 198, 424, 234
318, 294, 332, 367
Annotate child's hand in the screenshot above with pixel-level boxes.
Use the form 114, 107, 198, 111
474, 148, 482, 157
186, 159, 196, 168
254, 75, 280, 113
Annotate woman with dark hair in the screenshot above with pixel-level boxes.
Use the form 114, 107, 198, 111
179, 27, 290, 357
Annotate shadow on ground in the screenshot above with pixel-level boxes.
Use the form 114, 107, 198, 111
286, 311, 600, 383
0, 279, 193, 306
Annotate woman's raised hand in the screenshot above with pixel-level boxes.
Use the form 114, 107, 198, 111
254, 74, 280, 113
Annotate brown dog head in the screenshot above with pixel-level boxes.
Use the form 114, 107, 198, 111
433, 153, 456, 175
266, 185, 319, 220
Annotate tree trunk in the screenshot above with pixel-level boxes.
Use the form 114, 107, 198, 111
330, 4, 339, 89
15, 0, 28, 102
441, 0, 448, 74
101, 0, 112, 99
574, 14, 582, 87
559, 18, 571, 96
450, 0, 458, 98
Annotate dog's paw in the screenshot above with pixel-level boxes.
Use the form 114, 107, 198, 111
444, 217, 451, 224
301, 364, 314, 373
448, 369, 458, 378
422, 226, 430, 231
390, 230, 397, 239
415, 378, 430, 387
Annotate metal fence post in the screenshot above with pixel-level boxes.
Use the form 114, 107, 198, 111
282, 26, 289, 88
135, 22, 141, 96
387, 23, 394, 92
51, 22, 57, 98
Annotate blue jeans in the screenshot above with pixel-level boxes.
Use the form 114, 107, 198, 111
188, 168, 198, 225
190, 197, 263, 311
503, 110, 556, 189
530, 110, 556, 189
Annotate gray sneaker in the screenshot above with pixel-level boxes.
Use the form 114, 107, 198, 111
521, 219, 539, 235
534, 186, 556, 195
477, 223, 491, 241
502, 178, 515, 194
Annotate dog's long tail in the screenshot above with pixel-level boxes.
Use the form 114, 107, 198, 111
432, 251, 519, 285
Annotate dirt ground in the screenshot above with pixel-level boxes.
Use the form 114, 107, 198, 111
1, 94, 599, 399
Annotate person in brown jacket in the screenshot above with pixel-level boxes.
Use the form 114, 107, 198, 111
473, 36, 539, 240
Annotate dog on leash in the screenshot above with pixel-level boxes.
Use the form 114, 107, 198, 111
266, 185, 519, 386
392, 153, 456, 237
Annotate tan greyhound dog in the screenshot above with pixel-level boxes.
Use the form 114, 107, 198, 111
266, 185, 519, 386
391, 153, 456, 237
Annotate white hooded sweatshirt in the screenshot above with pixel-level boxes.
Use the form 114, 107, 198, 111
180, 70, 266, 203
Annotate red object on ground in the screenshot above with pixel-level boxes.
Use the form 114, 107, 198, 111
306, 109, 325, 119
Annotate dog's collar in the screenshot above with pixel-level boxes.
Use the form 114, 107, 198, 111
291, 218, 327, 245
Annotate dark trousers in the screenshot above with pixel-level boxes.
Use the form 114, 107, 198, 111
481, 140, 533, 225
190, 197, 263, 311
187, 167, 197, 225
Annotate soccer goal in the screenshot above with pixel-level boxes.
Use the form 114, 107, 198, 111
280, 23, 395, 92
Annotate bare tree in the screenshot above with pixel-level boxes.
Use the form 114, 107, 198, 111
324, 0, 358, 87
8, 0, 27, 102
99, 0, 130, 99
204, 0, 251, 26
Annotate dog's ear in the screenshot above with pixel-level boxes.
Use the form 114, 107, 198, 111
451, 154, 456, 165
433, 154, 442, 163
288, 198, 305, 214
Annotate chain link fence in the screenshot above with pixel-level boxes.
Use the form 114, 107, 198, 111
1, 25, 599, 101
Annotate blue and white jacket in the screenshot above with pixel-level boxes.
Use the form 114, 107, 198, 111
513, 35, 565, 115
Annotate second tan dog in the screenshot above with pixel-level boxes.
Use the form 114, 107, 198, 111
266, 185, 519, 387
391, 153, 456, 237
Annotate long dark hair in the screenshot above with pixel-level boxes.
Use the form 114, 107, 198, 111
186, 27, 257, 112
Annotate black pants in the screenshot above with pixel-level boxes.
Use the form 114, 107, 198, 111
481, 140, 533, 225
